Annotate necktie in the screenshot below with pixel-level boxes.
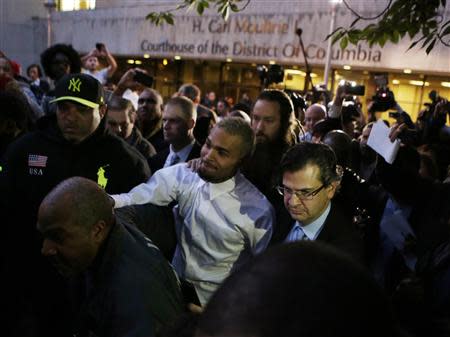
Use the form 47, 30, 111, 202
169, 154, 180, 166
287, 223, 309, 242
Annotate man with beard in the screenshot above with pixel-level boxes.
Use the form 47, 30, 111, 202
242, 89, 298, 244
37, 177, 184, 337
243, 89, 297, 197
111, 118, 274, 306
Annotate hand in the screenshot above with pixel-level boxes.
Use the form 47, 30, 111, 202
334, 83, 346, 106
187, 303, 203, 314
388, 123, 407, 143
186, 158, 202, 172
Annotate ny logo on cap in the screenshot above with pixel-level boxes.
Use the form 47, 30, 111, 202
68, 78, 82, 92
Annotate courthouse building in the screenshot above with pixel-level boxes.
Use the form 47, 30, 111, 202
2, 0, 450, 120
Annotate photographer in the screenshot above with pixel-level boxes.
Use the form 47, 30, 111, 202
416, 90, 449, 145
81, 43, 117, 85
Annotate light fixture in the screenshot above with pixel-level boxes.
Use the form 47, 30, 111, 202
285, 69, 306, 76
134, 60, 142, 65
441, 82, 450, 88
127, 59, 135, 64
163, 59, 168, 66
392, 79, 400, 85
310, 73, 318, 78
226, 58, 232, 62
343, 65, 351, 70
174, 55, 181, 60
251, 63, 257, 67
409, 80, 429, 86
269, 60, 276, 65
403, 69, 412, 74
143, 54, 150, 59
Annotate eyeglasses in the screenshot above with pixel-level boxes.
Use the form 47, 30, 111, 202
276, 184, 326, 201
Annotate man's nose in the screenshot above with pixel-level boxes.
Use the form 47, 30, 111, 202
41, 239, 57, 257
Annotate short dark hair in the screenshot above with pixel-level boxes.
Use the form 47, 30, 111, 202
216, 117, 255, 159
26, 63, 43, 78
0, 88, 32, 131
178, 83, 201, 102
107, 95, 135, 118
165, 96, 197, 121
280, 142, 341, 186
40, 43, 82, 79
255, 89, 296, 145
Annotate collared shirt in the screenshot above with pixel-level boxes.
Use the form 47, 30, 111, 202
163, 141, 195, 168
285, 202, 331, 242
112, 164, 274, 305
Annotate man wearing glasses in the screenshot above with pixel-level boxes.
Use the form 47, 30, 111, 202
277, 142, 365, 263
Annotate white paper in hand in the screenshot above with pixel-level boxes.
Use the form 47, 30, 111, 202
367, 119, 401, 164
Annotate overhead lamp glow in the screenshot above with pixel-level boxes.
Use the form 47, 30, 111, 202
392, 79, 400, 85
441, 82, 450, 88
134, 60, 142, 65
310, 73, 318, 78
143, 54, 150, 59
226, 58, 232, 62
269, 60, 276, 65
163, 59, 168, 66
409, 80, 429, 86
174, 55, 181, 60
127, 59, 135, 64
286, 69, 306, 76
343, 65, 351, 70
403, 69, 412, 74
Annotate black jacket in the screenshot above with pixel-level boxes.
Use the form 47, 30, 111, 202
73, 219, 184, 337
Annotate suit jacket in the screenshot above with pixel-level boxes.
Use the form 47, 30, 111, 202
278, 201, 365, 264
317, 202, 365, 264
149, 141, 202, 173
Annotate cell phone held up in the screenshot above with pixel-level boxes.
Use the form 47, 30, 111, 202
345, 84, 366, 96
134, 71, 154, 88
96, 43, 105, 51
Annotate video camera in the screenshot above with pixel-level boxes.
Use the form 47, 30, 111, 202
369, 73, 396, 113
369, 87, 396, 113
257, 64, 284, 87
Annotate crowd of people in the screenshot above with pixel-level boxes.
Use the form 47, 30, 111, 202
1, 42, 450, 337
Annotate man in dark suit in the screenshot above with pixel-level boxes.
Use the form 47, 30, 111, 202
277, 142, 365, 263
149, 96, 201, 173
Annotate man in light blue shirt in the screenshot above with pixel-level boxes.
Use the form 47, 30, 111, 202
278, 142, 365, 263
111, 118, 274, 305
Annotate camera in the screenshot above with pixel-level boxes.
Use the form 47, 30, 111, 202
344, 83, 365, 96
369, 87, 396, 113
389, 111, 401, 119
133, 71, 153, 87
257, 64, 284, 87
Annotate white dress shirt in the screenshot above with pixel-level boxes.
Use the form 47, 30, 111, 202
112, 164, 274, 305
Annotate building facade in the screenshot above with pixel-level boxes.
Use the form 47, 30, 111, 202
2, 0, 450, 120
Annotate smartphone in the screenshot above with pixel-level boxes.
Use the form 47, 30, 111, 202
345, 84, 365, 96
96, 43, 105, 51
134, 71, 154, 87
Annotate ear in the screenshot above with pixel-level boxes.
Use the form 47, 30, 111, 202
326, 180, 340, 199
99, 104, 107, 119
91, 220, 107, 244
187, 118, 195, 130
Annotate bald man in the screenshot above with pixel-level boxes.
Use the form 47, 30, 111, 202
302, 103, 326, 142
37, 177, 183, 337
